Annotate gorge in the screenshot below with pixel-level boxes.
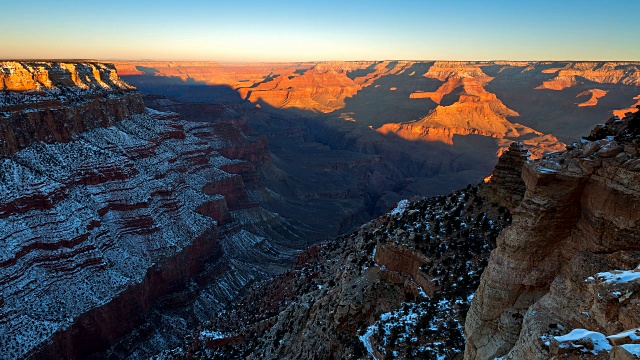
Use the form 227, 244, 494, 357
1, 59, 639, 359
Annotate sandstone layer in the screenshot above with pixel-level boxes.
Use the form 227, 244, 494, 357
377, 62, 567, 158
577, 89, 609, 107
537, 62, 640, 91
464, 112, 640, 359
614, 96, 640, 119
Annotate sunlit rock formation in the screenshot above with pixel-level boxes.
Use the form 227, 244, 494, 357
0, 62, 144, 157
536, 62, 640, 91
577, 89, 609, 107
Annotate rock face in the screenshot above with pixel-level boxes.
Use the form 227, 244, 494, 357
0, 63, 302, 359
482, 142, 529, 210
464, 111, 640, 359
0, 61, 145, 157
577, 89, 609, 107
376, 62, 566, 158
536, 62, 640, 91
614, 96, 640, 119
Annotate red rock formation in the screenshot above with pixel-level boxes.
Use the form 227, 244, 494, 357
577, 88, 609, 107
373, 242, 437, 296
614, 95, 640, 118
537, 62, 640, 91
464, 113, 640, 359
378, 61, 566, 158
482, 142, 529, 210
0, 61, 145, 157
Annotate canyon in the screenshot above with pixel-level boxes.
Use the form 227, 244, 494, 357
0, 61, 316, 359
1, 59, 639, 359
114, 60, 640, 196
167, 109, 640, 360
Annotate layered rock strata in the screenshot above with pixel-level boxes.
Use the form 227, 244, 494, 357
0, 64, 297, 359
464, 112, 640, 359
0, 62, 145, 157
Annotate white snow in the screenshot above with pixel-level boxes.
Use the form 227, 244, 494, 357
593, 266, 640, 285
607, 328, 640, 343
359, 324, 378, 359
621, 344, 640, 356
554, 329, 612, 354
389, 199, 409, 216
200, 330, 228, 340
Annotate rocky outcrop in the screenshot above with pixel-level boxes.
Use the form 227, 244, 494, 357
577, 89, 609, 107
537, 62, 640, 91
482, 142, 529, 210
376, 103, 565, 159
614, 97, 640, 119
158, 180, 518, 359
464, 112, 640, 359
0, 111, 225, 359
0, 61, 145, 157
377, 62, 566, 158
237, 67, 362, 113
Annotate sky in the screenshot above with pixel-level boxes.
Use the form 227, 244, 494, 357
1, 0, 639, 62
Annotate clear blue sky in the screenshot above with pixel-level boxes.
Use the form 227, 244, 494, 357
1, 0, 638, 61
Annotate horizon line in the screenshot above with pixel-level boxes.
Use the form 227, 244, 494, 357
2, 58, 640, 64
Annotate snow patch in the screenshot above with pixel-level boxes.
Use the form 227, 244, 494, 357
200, 330, 228, 341
554, 329, 612, 354
389, 199, 409, 216
592, 266, 640, 285
621, 344, 640, 356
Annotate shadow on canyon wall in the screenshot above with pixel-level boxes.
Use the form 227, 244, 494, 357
130, 66, 244, 103
337, 61, 442, 128
121, 68, 499, 211
123, 67, 497, 191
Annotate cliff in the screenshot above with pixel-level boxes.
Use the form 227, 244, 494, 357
0, 61, 145, 157
537, 62, 640, 91
464, 111, 640, 359
150, 113, 640, 360
482, 142, 529, 210
0, 63, 301, 359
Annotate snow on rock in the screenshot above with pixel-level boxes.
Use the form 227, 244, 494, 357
200, 330, 229, 341
592, 266, 640, 285
621, 344, 640, 357
389, 199, 409, 216
608, 328, 640, 345
0, 102, 280, 359
552, 329, 612, 355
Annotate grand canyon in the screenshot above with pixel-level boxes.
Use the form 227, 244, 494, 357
1, 57, 639, 360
